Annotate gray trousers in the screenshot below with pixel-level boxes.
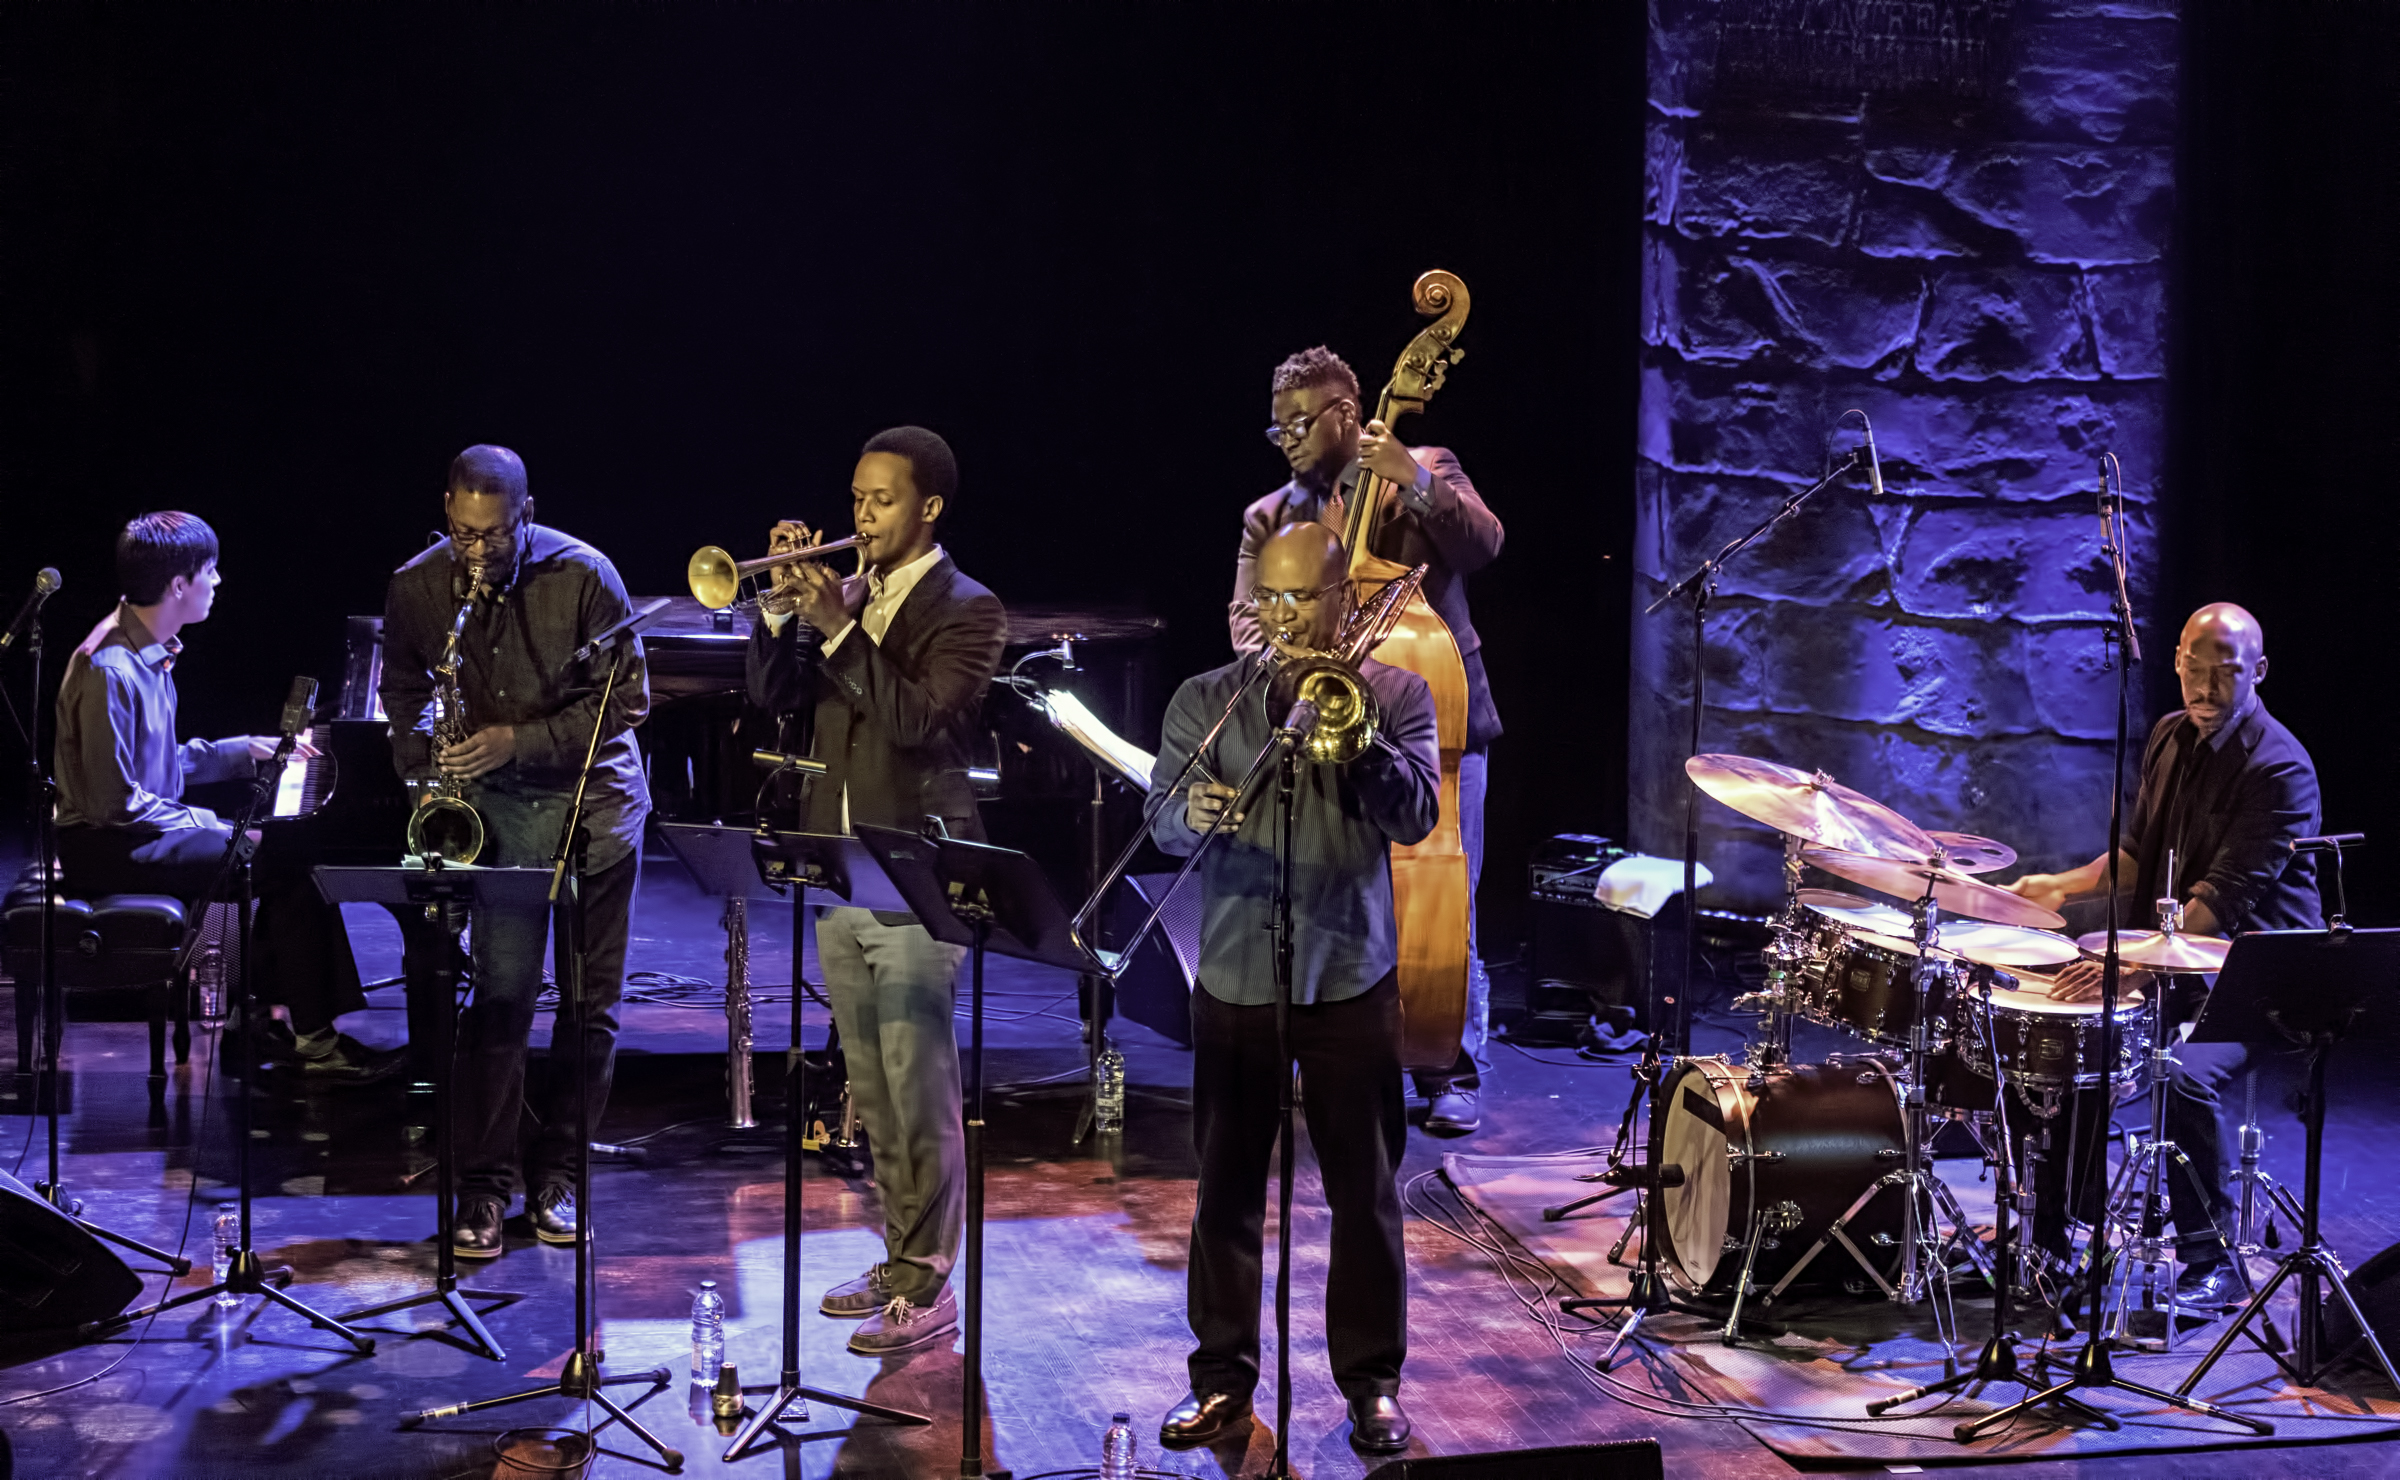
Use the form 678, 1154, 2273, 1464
815, 906, 967, 1303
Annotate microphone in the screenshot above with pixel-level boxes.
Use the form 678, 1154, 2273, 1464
0, 567, 62, 653
567, 596, 673, 667
2290, 834, 2366, 854
280, 676, 318, 738
1593, 1161, 1685, 1190
1280, 698, 1320, 738
1859, 416, 1884, 496
751, 748, 830, 778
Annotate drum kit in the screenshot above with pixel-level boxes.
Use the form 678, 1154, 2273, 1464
1618, 754, 2234, 1354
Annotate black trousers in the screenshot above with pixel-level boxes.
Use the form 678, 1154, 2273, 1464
1187, 971, 1407, 1403
2026, 1036, 2245, 1267
447, 847, 637, 1201
55, 824, 364, 1035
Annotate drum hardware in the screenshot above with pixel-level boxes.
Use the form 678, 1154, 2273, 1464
2090, 874, 2248, 1350
2228, 1069, 2301, 1262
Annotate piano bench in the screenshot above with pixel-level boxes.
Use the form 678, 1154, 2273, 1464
3, 886, 191, 1089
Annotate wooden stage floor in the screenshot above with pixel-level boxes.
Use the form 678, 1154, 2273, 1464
2, 854, 2397, 1478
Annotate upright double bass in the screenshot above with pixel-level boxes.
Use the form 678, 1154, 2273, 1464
1338, 270, 1473, 1073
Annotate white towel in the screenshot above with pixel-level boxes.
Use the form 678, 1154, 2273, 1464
1595, 854, 1714, 919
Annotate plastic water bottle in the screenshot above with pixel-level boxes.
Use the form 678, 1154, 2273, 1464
196, 944, 226, 1022
211, 1202, 241, 1308
1101, 1411, 1136, 1480
690, 1280, 726, 1381
1093, 1037, 1126, 1134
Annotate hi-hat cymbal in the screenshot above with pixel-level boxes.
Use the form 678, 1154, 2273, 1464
1796, 888, 1917, 937
1928, 831, 2016, 874
1687, 754, 1938, 862
1940, 920, 2081, 969
1801, 845, 2066, 930
2074, 929, 2232, 974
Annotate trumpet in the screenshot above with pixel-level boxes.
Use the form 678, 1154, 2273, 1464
687, 532, 867, 610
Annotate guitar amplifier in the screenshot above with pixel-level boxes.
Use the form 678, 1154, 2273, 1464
1521, 834, 1639, 1044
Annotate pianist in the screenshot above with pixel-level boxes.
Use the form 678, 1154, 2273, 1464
53, 511, 391, 1085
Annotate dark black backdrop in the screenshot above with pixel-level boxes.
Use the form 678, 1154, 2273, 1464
4, 3, 2393, 949
0, 4, 1645, 950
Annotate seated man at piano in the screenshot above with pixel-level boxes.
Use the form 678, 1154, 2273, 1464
381, 445, 653, 1259
53, 511, 391, 1084
2007, 601, 2320, 1309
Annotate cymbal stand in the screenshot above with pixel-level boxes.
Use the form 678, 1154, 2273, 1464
1959, 455, 2268, 1440
2228, 1069, 2301, 1267
1868, 964, 2111, 1428
1732, 833, 1808, 1069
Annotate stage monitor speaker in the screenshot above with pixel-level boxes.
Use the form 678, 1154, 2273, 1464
1372, 1438, 1663, 1480
0, 1166, 142, 1330
1106, 872, 1201, 1048
2323, 1236, 2400, 1365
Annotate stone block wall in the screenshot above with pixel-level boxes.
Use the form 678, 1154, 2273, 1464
1634, 0, 2177, 910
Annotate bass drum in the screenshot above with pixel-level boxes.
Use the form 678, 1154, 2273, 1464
1658, 1056, 1908, 1298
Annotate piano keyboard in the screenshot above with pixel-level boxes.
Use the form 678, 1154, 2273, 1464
271, 726, 332, 819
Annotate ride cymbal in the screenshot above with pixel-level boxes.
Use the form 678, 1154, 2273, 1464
1686, 754, 1937, 862
1801, 845, 2066, 930
2074, 929, 2232, 973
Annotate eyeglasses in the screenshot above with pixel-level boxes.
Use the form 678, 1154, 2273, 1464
1246, 577, 1348, 618
447, 522, 521, 553
1262, 399, 1353, 450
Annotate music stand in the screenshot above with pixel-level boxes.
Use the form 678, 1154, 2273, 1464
2175, 928, 2400, 1399
853, 824, 1104, 1480
312, 860, 538, 1359
722, 828, 929, 1463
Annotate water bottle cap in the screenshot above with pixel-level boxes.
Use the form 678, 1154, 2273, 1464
1112, 1411, 1130, 1424
699, 1279, 717, 1289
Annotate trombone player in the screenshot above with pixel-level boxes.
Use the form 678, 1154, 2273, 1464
1152, 522, 1440, 1457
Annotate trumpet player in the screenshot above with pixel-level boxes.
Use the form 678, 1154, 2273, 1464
743, 426, 1006, 1357
1154, 521, 1439, 1457
380, 445, 652, 1260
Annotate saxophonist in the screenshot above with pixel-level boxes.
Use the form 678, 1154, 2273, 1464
381, 445, 652, 1260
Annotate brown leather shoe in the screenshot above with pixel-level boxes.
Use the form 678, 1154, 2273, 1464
451, 1193, 506, 1260
1348, 1393, 1411, 1454
1159, 1390, 1252, 1450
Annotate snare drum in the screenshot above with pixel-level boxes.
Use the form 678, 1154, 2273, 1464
1954, 971, 2151, 1095
1795, 929, 1960, 1049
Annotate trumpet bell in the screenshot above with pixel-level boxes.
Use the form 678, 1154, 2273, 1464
1269, 657, 1380, 765
688, 546, 741, 610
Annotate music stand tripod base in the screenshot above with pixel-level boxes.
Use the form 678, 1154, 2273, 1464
309, 864, 541, 1360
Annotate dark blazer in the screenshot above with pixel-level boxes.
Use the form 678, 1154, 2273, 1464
746, 552, 1007, 844
1230, 445, 1504, 750
2126, 700, 2322, 934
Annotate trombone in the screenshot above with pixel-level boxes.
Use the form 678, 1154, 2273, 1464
687, 532, 867, 610
1070, 563, 1430, 978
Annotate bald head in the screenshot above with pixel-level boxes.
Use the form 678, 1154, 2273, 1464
1253, 521, 1351, 652
448, 444, 528, 506
2177, 601, 2268, 736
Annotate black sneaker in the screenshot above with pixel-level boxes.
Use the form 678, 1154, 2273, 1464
530, 1184, 580, 1245
288, 1035, 408, 1089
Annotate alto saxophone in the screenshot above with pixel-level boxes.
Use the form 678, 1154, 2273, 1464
404, 565, 489, 865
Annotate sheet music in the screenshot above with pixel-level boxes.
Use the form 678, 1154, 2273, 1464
1032, 690, 1155, 788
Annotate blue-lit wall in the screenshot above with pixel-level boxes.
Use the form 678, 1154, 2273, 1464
1633, 1, 2178, 908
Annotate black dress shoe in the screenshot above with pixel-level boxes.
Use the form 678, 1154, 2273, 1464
529, 1183, 579, 1245
2175, 1260, 2246, 1309
1159, 1391, 1252, 1450
1348, 1393, 1411, 1454
452, 1193, 506, 1260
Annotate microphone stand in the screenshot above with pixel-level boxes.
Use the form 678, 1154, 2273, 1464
87, 712, 372, 1348
1265, 728, 1303, 1480
1568, 450, 1864, 1363
2, 593, 188, 1277
1958, 459, 2269, 1440
399, 634, 679, 1466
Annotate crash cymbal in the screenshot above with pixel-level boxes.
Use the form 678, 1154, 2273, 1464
1928, 831, 2016, 874
1796, 888, 1916, 937
1686, 754, 1938, 862
2074, 929, 2232, 974
1801, 845, 2066, 930
1939, 920, 2081, 969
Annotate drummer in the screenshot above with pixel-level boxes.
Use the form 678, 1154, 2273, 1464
2007, 602, 2321, 1308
